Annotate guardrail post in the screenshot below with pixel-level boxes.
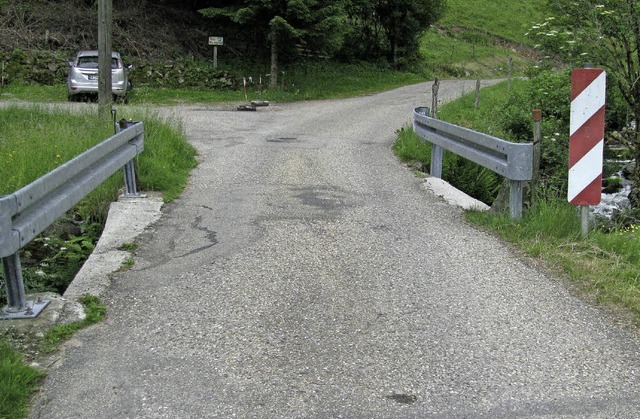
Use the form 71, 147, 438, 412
509, 180, 524, 219
122, 160, 139, 197
1, 253, 49, 319
118, 120, 142, 198
2, 253, 26, 313
430, 146, 443, 178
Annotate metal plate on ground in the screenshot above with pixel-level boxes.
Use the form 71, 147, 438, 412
0, 300, 50, 320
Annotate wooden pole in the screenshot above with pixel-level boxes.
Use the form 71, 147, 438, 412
531, 109, 542, 207
431, 77, 440, 119
508, 57, 513, 92
98, 0, 113, 118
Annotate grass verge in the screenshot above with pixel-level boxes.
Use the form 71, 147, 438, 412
0, 294, 106, 418
394, 79, 640, 324
0, 341, 44, 419
1, 61, 426, 105
467, 203, 640, 321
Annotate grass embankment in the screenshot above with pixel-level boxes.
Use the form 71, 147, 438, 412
394, 80, 640, 323
421, 0, 547, 78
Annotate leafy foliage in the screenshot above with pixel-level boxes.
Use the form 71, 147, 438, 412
527, 0, 640, 205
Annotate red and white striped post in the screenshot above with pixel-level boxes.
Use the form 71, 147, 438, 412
569, 68, 606, 237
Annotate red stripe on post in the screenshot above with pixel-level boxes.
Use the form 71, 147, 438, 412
569, 174, 603, 206
571, 69, 604, 101
568, 107, 605, 167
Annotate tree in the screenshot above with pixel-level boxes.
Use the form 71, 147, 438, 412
199, 0, 346, 87
528, 0, 640, 206
342, 0, 446, 66
374, 0, 446, 67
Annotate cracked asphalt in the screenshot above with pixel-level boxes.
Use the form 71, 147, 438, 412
32, 80, 640, 417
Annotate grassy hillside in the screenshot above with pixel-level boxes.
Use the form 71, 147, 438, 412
420, 0, 548, 78
441, 0, 549, 44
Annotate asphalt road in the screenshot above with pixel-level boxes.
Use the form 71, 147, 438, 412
32, 81, 640, 418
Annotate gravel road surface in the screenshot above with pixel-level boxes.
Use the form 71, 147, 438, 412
32, 80, 640, 417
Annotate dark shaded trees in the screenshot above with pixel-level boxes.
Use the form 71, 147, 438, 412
199, 0, 447, 72
199, 0, 346, 87
341, 0, 446, 66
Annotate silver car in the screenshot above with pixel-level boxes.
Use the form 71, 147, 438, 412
67, 50, 132, 101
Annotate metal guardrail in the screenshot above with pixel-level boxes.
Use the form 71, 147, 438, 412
413, 107, 533, 219
0, 121, 144, 319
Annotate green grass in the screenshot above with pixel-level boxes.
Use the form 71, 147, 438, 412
41, 294, 106, 353
0, 295, 105, 418
0, 83, 65, 102
437, 78, 527, 134
441, 0, 548, 45
421, 28, 531, 78
1, 61, 426, 105
0, 107, 114, 194
0, 341, 44, 419
0, 106, 196, 220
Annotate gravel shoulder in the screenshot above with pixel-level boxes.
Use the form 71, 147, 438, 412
30, 80, 640, 417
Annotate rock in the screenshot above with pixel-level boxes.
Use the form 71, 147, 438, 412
622, 161, 636, 181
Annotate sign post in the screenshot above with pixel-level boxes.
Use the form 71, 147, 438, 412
208, 36, 224, 69
568, 68, 606, 237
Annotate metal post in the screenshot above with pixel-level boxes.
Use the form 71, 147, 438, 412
509, 180, 524, 219
430, 145, 443, 178
2, 253, 26, 313
122, 160, 139, 197
214, 46, 218, 69
117, 120, 142, 198
580, 205, 590, 238
431, 78, 440, 119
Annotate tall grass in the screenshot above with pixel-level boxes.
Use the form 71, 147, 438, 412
0, 106, 196, 221
0, 340, 44, 419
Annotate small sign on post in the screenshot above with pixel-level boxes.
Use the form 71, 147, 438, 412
208, 36, 224, 69
568, 68, 606, 237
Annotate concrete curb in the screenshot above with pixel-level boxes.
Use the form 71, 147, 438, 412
63, 194, 164, 301
423, 177, 490, 211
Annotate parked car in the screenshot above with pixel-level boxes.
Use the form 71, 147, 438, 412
67, 50, 132, 102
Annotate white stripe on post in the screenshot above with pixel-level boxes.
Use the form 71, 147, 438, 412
569, 72, 606, 136
567, 140, 604, 202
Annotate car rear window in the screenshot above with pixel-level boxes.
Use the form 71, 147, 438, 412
77, 56, 120, 69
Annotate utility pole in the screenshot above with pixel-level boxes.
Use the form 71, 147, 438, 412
98, 0, 112, 117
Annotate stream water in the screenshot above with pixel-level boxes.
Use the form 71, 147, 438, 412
593, 161, 633, 218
